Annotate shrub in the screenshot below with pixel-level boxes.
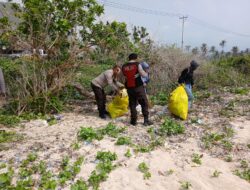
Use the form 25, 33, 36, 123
158, 118, 185, 136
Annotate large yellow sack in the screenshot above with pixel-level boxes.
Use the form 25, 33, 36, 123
107, 89, 129, 119
168, 85, 188, 120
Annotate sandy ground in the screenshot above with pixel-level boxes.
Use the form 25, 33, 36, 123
0, 89, 249, 190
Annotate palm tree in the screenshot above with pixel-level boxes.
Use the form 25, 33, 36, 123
231, 46, 239, 56
244, 48, 249, 54
200, 43, 208, 56
209, 46, 216, 59
219, 40, 226, 51
185, 45, 191, 52
209, 46, 216, 53
192, 47, 199, 55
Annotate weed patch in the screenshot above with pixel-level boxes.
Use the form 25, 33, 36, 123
158, 118, 185, 136
0, 130, 23, 144
138, 162, 151, 180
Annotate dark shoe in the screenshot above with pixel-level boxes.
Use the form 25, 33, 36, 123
130, 120, 137, 126
99, 114, 106, 119
143, 120, 153, 126
104, 110, 109, 115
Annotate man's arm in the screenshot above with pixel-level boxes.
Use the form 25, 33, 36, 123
106, 71, 122, 91
138, 64, 148, 77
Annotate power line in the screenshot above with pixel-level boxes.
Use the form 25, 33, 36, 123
98, 0, 250, 38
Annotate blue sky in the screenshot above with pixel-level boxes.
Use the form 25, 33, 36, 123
3, 0, 250, 51
98, 0, 250, 51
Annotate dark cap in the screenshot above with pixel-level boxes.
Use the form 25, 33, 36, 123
128, 53, 138, 61
190, 60, 199, 70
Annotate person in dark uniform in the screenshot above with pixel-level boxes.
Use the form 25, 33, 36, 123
178, 60, 199, 108
122, 53, 153, 126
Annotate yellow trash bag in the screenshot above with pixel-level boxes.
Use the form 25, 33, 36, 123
107, 89, 129, 119
168, 84, 188, 120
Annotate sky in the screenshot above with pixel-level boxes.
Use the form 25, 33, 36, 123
2, 0, 250, 51
97, 0, 250, 51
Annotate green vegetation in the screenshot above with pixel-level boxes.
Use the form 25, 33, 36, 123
115, 136, 132, 145
78, 127, 103, 142
180, 181, 192, 189
138, 162, 151, 180
71, 179, 88, 190
0, 130, 23, 144
158, 118, 185, 136
191, 153, 203, 165
96, 151, 117, 162
240, 160, 248, 169
150, 92, 169, 106
88, 151, 118, 190
58, 156, 84, 185
0, 114, 21, 127
100, 123, 126, 138
124, 149, 132, 158
212, 170, 222, 177
225, 155, 233, 162
234, 169, 250, 182
77, 123, 126, 142
202, 132, 225, 149
196, 55, 250, 90
166, 169, 174, 175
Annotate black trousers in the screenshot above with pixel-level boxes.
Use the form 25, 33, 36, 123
91, 83, 106, 116
127, 85, 149, 122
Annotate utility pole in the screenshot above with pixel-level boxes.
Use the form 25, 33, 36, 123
179, 16, 188, 50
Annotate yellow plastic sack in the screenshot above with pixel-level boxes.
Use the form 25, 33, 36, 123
107, 89, 129, 119
168, 85, 188, 120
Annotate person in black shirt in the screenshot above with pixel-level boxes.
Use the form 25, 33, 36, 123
178, 60, 199, 108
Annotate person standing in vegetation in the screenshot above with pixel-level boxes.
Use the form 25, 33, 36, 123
178, 60, 199, 108
140, 61, 150, 90
0, 68, 6, 97
91, 65, 124, 119
122, 53, 153, 126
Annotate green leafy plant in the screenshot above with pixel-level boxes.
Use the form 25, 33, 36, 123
202, 132, 225, 149
166, 169, 174, 175
138, 162, 151, 180
88, 151, 118, 189
115, 136, 132, 145
88, 170, 107, 190
158, 118, 185, 136
0, 167, 14, 189
0, 114, 21, 127
212, 170, 222, 177
96, 151, 117, 162
71, 179, 88, 190
192, 153, 203, 165
222, 140, 233, 151
78, 127, 103, 142
58, 156, 84, 185
225, 155, 233, 162
0, 163, 6, 169
150, 92, 168, 105
101, 123, 126, 138
180, 181, 192, 189
0, 130, 23, 143
71, 142, 81, 150
124, 149, 132, 158
240, 160, 248, 169
234, 169, 250, 182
